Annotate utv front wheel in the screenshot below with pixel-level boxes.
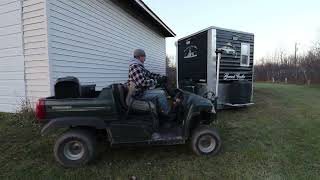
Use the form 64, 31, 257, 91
190, 126, 221, 155
54, 129, 96, 168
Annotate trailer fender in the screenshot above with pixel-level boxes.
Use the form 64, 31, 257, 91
41, 117, 107, 135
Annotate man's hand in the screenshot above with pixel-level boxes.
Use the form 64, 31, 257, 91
149, 79, 157, 89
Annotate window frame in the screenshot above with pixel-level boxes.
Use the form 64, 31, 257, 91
240, 43, 250, 67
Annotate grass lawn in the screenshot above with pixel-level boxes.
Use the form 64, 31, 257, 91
0, 83, 319, 179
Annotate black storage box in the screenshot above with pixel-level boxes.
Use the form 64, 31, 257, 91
54, 76, 80, 99
227, 80, 252, 104
81, 84, 96, 98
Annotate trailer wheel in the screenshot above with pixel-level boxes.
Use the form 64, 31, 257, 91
190, 125, 221, 156
54, 128, 96, 168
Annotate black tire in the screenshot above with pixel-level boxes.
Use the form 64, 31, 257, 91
54, 128, 96, 168
190, 125, 221, 156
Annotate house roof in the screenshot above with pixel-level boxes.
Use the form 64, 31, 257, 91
131, 0, 176, 37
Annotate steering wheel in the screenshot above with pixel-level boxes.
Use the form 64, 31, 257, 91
155, 76, 178, 98
156, 76, 167, 88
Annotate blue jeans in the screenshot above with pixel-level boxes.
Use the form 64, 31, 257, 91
141, 89, 170, 115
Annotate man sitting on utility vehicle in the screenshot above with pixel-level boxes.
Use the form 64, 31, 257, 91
127, 49, 170, 116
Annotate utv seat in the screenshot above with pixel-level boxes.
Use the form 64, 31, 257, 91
111, 84, 157, 115
111, 84, 159, 130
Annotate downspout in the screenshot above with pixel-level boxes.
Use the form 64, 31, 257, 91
20, 0, 27, 103
44, 0, 54, 96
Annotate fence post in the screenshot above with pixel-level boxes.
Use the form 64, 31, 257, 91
307, 80, 311, 86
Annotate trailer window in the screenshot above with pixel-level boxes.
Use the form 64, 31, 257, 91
240, 43, 250, 67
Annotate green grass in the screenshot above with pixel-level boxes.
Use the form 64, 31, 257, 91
1, 83, 320, 180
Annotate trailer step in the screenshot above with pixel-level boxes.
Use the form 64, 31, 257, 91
224, 103, 254, 107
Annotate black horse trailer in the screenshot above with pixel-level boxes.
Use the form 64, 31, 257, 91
176, 26, 254, 109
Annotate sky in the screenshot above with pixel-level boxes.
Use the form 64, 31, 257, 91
143, 0, 320, 63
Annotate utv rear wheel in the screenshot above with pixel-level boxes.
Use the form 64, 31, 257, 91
54, 129, 96, 168
190, 126, 221, 156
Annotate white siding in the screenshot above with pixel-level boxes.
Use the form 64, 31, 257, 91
0, 0, 25, 112
47, 0, 166, 90
22, 0, 50, 103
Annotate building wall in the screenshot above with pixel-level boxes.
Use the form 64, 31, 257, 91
0, 0, 25, 112
47, 0, 166, 90
22, 0, 50, 104
0, 0, 168, 112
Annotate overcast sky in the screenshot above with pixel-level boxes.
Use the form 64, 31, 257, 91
143, 0, 320, 63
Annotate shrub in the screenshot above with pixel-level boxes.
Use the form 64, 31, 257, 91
13, 99, 38, 128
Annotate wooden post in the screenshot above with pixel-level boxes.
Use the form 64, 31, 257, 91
294, 42, 298, 82
307, 80, 311, 86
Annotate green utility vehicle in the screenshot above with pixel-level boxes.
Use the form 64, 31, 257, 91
36, 78, 221, 168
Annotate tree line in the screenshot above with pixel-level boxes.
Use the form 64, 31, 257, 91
254, 42, 320, 84
166, 56, 177, 89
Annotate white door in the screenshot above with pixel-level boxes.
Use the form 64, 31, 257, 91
0, 0, 25, 112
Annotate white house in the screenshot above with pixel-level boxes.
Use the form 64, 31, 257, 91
0, 0, 175, 112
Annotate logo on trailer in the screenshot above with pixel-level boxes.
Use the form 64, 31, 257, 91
224, 73, 246, 80
232, 35, 240, 41
221, 42, 236, 55
183, 39, 198, 59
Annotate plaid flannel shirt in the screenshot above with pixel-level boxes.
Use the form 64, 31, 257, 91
128, 59, 161, 97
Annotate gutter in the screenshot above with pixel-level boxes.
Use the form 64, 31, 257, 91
134, 0, 176, 37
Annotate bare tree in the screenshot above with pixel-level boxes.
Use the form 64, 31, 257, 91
166, 56, 177, 89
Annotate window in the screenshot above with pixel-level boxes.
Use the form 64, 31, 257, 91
240, 43, 250, 67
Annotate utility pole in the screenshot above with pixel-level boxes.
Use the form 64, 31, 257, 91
294, 42, 298, 64
294, 42, 298, 82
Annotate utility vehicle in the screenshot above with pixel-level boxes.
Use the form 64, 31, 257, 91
36, 78, 221, 168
